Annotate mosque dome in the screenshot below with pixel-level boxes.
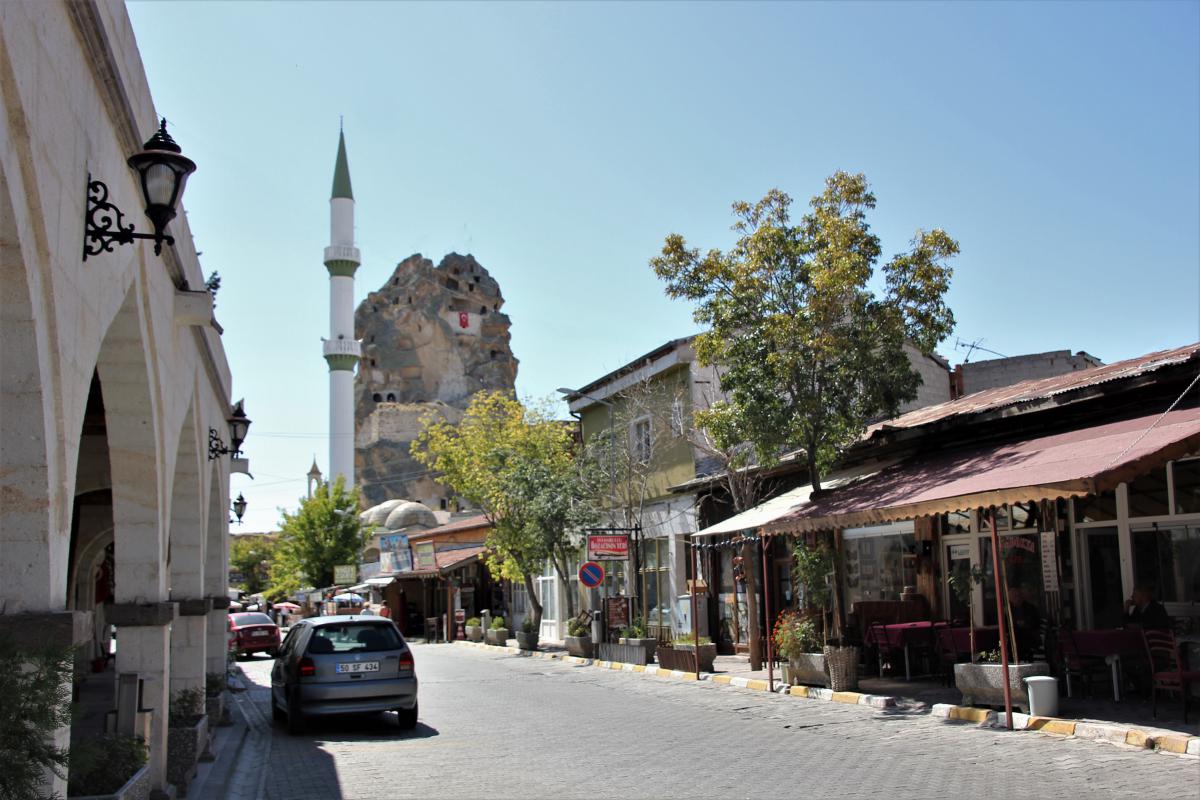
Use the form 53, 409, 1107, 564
383, 501, 438, 531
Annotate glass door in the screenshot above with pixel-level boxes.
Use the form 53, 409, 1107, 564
538, 575, 558, 641
1081, 527, 1122, 629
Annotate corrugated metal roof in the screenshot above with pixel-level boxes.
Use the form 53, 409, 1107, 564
767, 406, 1200, 534
407, 514, 491, 541
863, 342, 1200, 438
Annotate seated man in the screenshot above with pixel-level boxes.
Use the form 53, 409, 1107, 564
1125, 584, 1171, 631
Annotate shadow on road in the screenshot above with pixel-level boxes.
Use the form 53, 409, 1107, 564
293, 713, 440, 742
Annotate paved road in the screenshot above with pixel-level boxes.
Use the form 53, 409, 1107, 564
233, 644, 1196, 800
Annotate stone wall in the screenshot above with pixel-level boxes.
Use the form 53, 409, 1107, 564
355, 253, 517, 507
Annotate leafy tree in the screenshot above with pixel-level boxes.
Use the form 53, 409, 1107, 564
651, 173, 957, 491
268, 476, 365, 597
412, 392, 590, 627
229, 534, 276, 595
0, 640, 73, 799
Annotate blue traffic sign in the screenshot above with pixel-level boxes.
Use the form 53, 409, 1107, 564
578, 561, 605, 588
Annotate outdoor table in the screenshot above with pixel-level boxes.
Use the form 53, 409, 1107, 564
1072, 628, 1144, 701
943, 625, 1000, 658
875, 621, 947, 680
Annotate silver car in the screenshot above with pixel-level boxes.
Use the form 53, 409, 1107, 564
270, 615, 418, 734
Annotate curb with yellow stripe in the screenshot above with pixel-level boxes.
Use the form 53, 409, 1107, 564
932, 703, 1200, 756
452, 640, 888, 707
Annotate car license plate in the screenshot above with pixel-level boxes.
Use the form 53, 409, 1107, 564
336, 661, 379, 674
252, 630, 269, 637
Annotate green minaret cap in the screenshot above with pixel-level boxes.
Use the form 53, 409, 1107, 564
331, 129, 353, 200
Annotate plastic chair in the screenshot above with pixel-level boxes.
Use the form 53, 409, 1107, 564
1143, 629, 1200, 723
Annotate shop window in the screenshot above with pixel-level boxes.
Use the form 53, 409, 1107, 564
1173, 459, 1200, 514
1074, 491, 1117, 524
978, 533, 1043, 626
639, 539, 671, 628
1127, 466, 1170, 518
631, 418, 652, 464
1133, 524, 1200, 604
978, 506, 1009, 531
941, 510, 972, 535
945, 544, 972, 623
843, 523, 916, 606
1009, 501, 1041, 530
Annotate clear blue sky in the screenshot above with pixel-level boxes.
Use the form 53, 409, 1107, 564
126, 1, 1200, 531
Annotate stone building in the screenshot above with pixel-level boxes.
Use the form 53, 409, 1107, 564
355, 253, 518, 508
0, 2, 242, 795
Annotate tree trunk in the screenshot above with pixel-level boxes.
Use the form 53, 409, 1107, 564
523, 572, 543, 629
552, 550, 577, 619
743, 539, 762, 670
807, 447, 822, 493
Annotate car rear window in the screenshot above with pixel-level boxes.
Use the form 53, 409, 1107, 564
307, 623, 402, 654
231, 613, 274, 626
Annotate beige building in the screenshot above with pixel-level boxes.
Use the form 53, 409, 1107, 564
1, 2, 243, 795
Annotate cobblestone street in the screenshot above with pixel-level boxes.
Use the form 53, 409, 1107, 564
229, 643, 1197, 800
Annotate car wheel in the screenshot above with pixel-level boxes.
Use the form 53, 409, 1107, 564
396, 701, 418, 731
286, 689, 305, 735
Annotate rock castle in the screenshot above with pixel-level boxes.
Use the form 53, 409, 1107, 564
354, 253, 518, 508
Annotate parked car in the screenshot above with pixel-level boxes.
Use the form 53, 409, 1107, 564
270, 615, 418, 734
228, 612, 281, 659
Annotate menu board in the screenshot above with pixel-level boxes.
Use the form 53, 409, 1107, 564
1040, 531, 1058, 592
605, 596, 631, 630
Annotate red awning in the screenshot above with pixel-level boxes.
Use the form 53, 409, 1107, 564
767, 406, 1200, 534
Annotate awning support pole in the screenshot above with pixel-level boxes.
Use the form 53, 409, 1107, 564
988, 506, 1014, 730
691, 537, 701, 679
761, 534, 774, 693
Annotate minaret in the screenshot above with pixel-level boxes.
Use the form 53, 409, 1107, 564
306, 457, 323, 499
322, 128, 361, 488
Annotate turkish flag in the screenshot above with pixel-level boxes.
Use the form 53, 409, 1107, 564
458, 312, 469, 329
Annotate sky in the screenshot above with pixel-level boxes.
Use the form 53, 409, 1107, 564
125, 1, 1200, 532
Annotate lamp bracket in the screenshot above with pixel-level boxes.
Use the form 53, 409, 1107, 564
208, 427, 231, 461
82, 176, 173, 261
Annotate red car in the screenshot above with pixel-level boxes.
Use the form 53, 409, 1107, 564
228, 612, 281, 659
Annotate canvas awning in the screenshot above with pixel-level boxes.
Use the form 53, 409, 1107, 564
693, 466, 889, 537
364, 576, 396, 586
765, 407, 1200, 535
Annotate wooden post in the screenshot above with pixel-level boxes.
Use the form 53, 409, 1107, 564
989, 507, 1014, 729
743, 538, 762, 670
691, 538, 700, 679
761, 535, 774, 692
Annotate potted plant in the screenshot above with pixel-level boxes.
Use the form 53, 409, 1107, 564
793, 538, 858, 691
464, 617, 484, 642
773, 610, 825, 686
954, 648, 1049, 713
167, 686, 208, 794
618, 618, 657, 664
67, 734, 150, 800
946, 563, 986, 658
666, 633, 716, 672
564, 616, 592, 658
486, 615, 510, 646
516, 617, 540, 651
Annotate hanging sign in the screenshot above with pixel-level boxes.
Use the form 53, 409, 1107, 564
588, 534, 630, 561
333, 564, 357, 584
578, 561, 605, 589
1040, 531, 1059, 593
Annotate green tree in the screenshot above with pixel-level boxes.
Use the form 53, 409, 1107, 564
412, 391, 590, 627
229, 534, 276, 595
0, 640, 73, 799
651, 173, 957, 491
268, 476, 365, 598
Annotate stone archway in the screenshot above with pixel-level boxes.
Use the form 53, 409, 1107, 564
168, 402, 208, 698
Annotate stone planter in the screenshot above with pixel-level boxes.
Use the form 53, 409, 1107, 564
672, 643, 717, 673
784, 652, 828, 686
167, 714, 208, 796
619, 637, 658, 664
565, 635, 593, 658
465, 625, 484, 642
69, 763, 152, 800
485, 627, 510, 646
954, 661, 1049, 712
516, 631, 539, 651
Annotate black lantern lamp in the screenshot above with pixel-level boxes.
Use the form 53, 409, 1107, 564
208, 399, 252, 460
231, 493, 248, 525
84, 119, 197, 260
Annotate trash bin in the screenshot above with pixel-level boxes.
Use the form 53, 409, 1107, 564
1025, 675, 1059, 717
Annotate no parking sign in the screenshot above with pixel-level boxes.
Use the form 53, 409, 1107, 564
578, 561, 605, 589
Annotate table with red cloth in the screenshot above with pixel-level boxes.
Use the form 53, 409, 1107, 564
938, 625, 1000, 658
1071, 628, 1145, 701
866, 621, 945, 679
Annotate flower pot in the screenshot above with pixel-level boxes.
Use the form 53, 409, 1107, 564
485, 628, 510, 646
167, 714, 208, 795
565, 635, 593, 658
621, 637, 658, 664
516, 631, 539, 651
824, 645, 859, 691
785, 652, 828, 686
954, 661, 1049, 713
68, 763, 151, 800
673, 643, 716, 673
465, 625, 484, 643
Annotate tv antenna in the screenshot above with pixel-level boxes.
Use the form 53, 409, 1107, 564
954, 337, 1007, 363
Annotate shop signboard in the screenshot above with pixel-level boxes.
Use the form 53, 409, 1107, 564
414, 542, 436, 571
333, 564, 356, 584
379, 533, 412, 574
588, 534, 630, 561
605, 596, 630, 630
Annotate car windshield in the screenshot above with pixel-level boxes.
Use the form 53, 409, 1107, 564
231, 613, 274, 626
308, 623, 402, 654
